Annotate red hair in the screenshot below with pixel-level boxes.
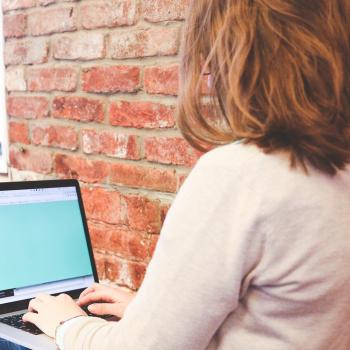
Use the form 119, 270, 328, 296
178, 0, 350, 175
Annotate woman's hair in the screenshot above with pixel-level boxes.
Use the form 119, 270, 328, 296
178, 0, 350, 175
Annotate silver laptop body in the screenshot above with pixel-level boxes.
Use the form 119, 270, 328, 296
0, 180, 99, 349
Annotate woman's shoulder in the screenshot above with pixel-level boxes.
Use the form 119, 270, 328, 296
195, 140, 349, 198
197, 140, 278, 173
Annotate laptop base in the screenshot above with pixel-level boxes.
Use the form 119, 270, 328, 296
0, 310, 56, 350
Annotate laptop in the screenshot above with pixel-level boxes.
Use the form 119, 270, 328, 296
0, 179, 108, 350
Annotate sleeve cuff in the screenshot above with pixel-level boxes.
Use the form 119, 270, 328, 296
55, 316, 92, 350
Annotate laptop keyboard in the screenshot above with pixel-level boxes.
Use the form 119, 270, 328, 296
0, 305, 118, 336
0, 313, 42, 335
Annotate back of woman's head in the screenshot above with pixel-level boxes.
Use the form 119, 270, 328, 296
178, 0, 350, 175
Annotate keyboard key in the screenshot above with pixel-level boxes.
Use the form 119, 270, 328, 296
0, 314, 42, 335
0, 306, 119, 336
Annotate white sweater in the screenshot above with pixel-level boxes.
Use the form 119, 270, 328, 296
61, 141, 350, 349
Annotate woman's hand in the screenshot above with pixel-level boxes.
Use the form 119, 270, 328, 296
77, 283, 136, 318
22, 293, 87, 338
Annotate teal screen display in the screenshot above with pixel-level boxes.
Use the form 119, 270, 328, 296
0, 198, 93, 290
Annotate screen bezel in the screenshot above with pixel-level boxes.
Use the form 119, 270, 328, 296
0, 179, 99, 314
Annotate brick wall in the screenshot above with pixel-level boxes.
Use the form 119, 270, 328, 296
3, 0, 200, 290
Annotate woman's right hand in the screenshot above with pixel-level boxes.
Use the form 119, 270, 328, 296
77, 283, 136, 319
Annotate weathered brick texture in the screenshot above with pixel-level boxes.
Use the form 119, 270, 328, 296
9, 121, 30, 144
3, 13, 27, 38
3, 0, 36, 12
144, 65, 179, 95
53, 32, 105, 61
4, 0, 200, 291
27, 67, 78, 92
32, 124, 79, 150
5, 38, 48, 65
109, 100, 175, 129
109, 27, 180, 59
82, 129, 141, 160
7, 96, 49, 119
142, 0, 189, 22
82, 65, 140, 93
81, 0, 139, 29
52, 96, 105, 122
6, 67, 26, 91
28, 7, 77, 36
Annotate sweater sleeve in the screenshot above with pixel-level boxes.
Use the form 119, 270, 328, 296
61, 150, 266, 350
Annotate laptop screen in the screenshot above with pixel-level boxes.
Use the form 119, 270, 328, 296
0, 185, 94, 305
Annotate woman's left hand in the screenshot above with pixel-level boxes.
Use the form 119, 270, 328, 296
22, 293, 87, 338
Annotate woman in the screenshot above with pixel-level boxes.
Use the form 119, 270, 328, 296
4, 0, 350, 348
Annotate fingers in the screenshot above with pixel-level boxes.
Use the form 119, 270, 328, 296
79, 286, 95, 299
28, 298, 43, 313
78, 290, 115, 307
87, 303, 115, 316
57, 293, 72, 301
78, 283, 113, 305
78, 283, 101, 302
22, 312, 39, 326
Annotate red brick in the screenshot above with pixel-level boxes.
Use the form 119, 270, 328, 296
82, 129, 140, 160
142, 0, 190, 22
32, 125, 78, 150
144, 136, 202, 167
127, 260, 147, 289
81, 0, 138, 29
178, 173, 189, 189
7, 96, 49, 119
104, 255, 121, 282
89, 221, 149, 260
27, 67, 78, 92
82, 66, 140, 94
9, 121, 30, 144
3, 0, 36, 11
52, 96, 104, 122
160, 203, 170, 225
110, 231, 148, 261
109, 100, 175, 129
110, 26, 179, 59
81, 187, 121, 225
28, 7, 77, 36
55, 154, 109, 184
93, 252, 106, 280
144, 65, 179, 95
3, 14, 27, 38
5, 38, 48, 65
39, 0, 77, 5
39, 0, 56, 5
53, 32, 105, 61
6, 67, 26, 92
124, 195, 161, 233
10, 146, 52, 174
104, 255, 147, 289
110, 163, 177, 193
148, 234, 159, 257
